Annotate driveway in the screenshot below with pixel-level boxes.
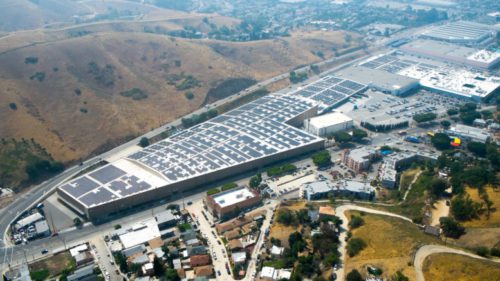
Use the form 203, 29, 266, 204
414, 245, 500, 281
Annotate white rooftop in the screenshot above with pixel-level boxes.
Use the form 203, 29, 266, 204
212, 187, 256, 208
232, 251, 247, 263
467, 49, 500, 64
70, 244, 89, 257
308, 112, 353, 128
119, 217, 161, 249
15, 213, 43, 229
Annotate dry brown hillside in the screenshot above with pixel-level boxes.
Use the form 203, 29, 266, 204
0, 27, 359, 163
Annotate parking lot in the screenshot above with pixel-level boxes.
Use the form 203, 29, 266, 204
341, 90, 464, 126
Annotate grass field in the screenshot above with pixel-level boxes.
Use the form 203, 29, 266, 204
462, 186, 500, 228
452, 227, 500, 249
346, 211, 442, 281
29, 251, 73, 278
423, 253, 500, 281
399, 168, 421, 194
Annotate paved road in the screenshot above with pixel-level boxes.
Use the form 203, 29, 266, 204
414, 245, 500, 281
333, 204, 413, 281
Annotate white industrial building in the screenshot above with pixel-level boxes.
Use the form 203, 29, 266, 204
447, 124, 491, 143
304, 112, 353, 137
420, 21, 496, 46
401, 39, 500, 70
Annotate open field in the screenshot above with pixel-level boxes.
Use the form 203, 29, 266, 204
462, 186, 500, 228
346, 211, 442, 281
423, 253, 500, 281
29, 251, 73, 278
451, 227, 500, 249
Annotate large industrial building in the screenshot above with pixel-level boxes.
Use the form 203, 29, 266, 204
304, 112, 353, 137
205, 186, 261, 220
358, 52, 499, 102
401, 39, 500, 70
336, 66, 420, 96
57, 75, 367, 221
420, 21, 496, 46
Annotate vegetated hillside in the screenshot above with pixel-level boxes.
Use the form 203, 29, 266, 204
0, 29, 358, 165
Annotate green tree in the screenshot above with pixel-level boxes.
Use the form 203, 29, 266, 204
139, 137, 150, 147
73, 217, 82, 227
413, 112, 437, 123
346, 269, 363, 281
276, 208, 296, 226
440, 120, 451, 128
349, 215, 364, 229
333, 131, 352, 143
451, 195, 480, 221
153, 256, 165, 276
347, 238, 366, 257
467, 142, 487, 157
447, 108, 458, 116
352, 128, 367, 140
431, 133, 451, 150
249, 173, 262, 188
165, 268, 180, 281
312, 150, 331, 167
428, 178, 447, 199
439, 217, 465, 238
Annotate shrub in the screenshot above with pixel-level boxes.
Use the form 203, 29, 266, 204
79, 108, 88, 113
30, 72, 45, 82
207, 188, 220, 196
347, 237, 366, 257
473, 246, 489, 257
120, 88, 148, 100
139, 137, 150, 148
439, 217, 465, 238
221, 182, 237, 191
114, 224, 122, 230
9, 103, 17, 110
349, 215, 364, 229
413, 112, 437, 123
431, 133, 451, 150
490, 247, 500, 257
185, 91, 194, 100
30, 269, 49, 281
25, 57, 38, 64
346, 269, 363, 281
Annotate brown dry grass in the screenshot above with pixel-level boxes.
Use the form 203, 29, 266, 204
451, 227, 500, 249
0, 27, 359, 165
423, 253, 500, 281
346, 211, 442, 281
29, 251, 73, 277
462, 186, 500, 228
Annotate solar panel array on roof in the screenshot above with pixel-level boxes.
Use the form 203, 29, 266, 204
59, 75, 366, 210
423, 21, 493, 43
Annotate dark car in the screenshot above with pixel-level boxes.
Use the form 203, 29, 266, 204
41, 249, 49, 254
187, 201, 193, 206
217, 270, 221, 276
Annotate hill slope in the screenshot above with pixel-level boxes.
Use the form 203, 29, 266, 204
0, 29, 358, 164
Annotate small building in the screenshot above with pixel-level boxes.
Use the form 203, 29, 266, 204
123, 245, 146, 258
318, 206, 336, 220
70, 244, 89, 257
304, 112, 353, 137
447, 124, 491, 143
260, 266, 292, 280
205, 186, 261, 220
473, 119, 487, 127
15, 212, 44, 230
67, 265, 95, 281
190, 254, 210, 267
173, 259, 182, 269
232, 251, 247, 264
270, 245, 284, 257
142, 263, 154, 276
424, 225, 441, 237
34, 220, 50, 237
155, 210, 178, 229
74, 251, 94, 267
228, 239, 244, 252
187, 245, 207, 257
194, 265, 214, 278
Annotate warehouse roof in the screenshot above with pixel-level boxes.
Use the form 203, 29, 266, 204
337, 66, 419, 92
421, 21, 494, 43
308, 112, 352, 128
58, 75, 367, 212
